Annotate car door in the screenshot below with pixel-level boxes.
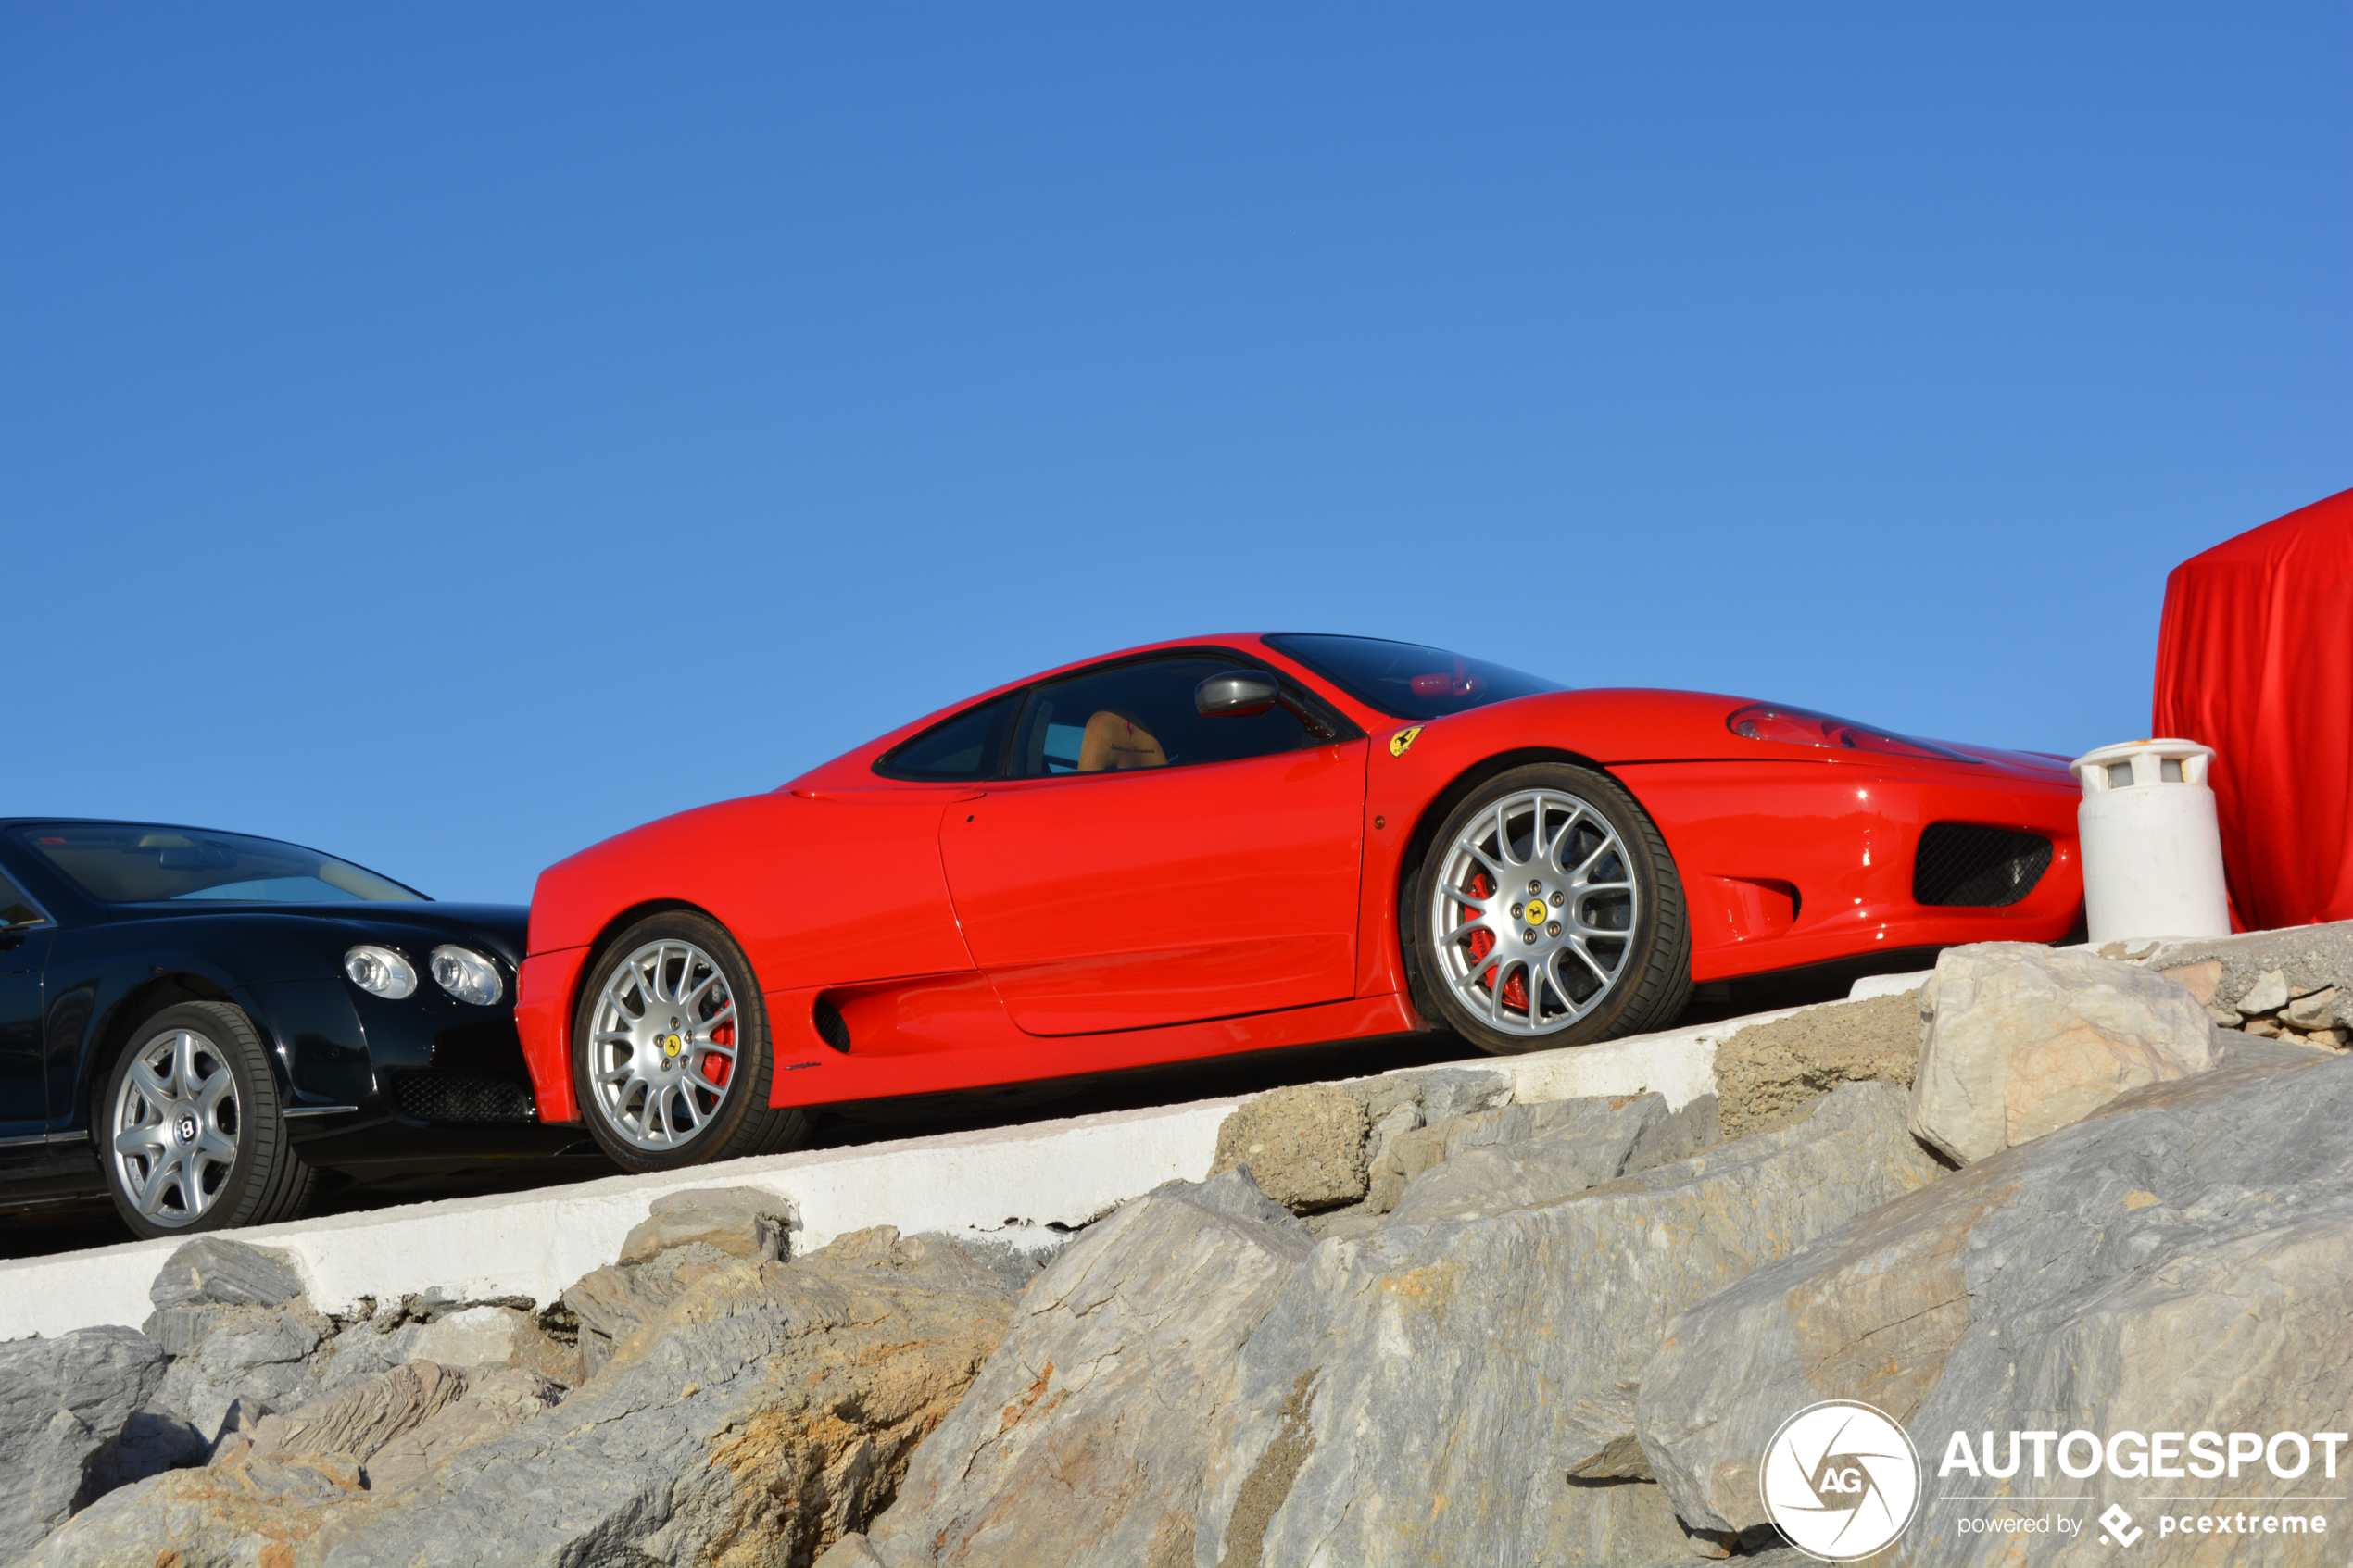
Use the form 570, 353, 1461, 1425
0, 868, 56, 1145
938, 651, 1368, 1035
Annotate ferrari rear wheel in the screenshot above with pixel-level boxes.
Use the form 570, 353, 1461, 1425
572, 911, 808, 1173
1408, 763, 1691, 1055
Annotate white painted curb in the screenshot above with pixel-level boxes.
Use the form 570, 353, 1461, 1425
0, 996, 1856, 1342
1, 1096, 1240, 1342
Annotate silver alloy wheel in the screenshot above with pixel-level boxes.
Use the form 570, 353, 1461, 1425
110, 1028, 242, 1227
586, 938, 740, 1151
1429, 788, 1639, 1037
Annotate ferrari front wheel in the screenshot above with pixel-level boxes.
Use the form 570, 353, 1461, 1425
572, 912, 808, 1173
1407, 763, 1691, 1055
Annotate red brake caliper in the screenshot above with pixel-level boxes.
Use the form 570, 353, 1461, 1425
703, 1018, 734, 1086
1464, 871, 1527, 1014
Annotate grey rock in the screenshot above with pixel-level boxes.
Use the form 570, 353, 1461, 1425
221, 1360, 474, 1472
148, 1237, 307, 1311
1193, 1082, 1944, 1568
1634, 1051, 2353, 1560
1372, 1092, 1718, 1225
618, 1184, 794, 1265
815, 1533, 893, 1567
359, 1367, 563, 1494
2139, 920, 2353, 1020
1560, 1382, 1652, 1481
1210, 1084, 1370, 1212
307, 1227, 1015, 1568
79, 1409, 208, 1499
403, 1307, 578, 1388
0, 1326, 169, 1556
1339, 1063, 1515, 1125
31, 1363, 566, 1566
1385, 1092, 1688, 1226
860, 1168, 1311, 1567
560, 1237, 739, 1379
1400, 1064, 1516, 1123
2283, 984, 2340, 1030
151, 1304, 329, 1445
1910, 943, 2217, 1164
2242, 966, 2292, 1014
910, 1231, 1069, 1292
1358, 1102, 1424, 1213
24, 1451, 371, 1568
314, 1314, 427, 1394
2220, 1029, 2336, 1069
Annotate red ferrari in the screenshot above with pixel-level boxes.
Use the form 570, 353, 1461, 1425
516, 634, 2082, 1171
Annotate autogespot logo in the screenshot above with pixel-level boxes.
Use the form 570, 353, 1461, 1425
1761, 1400, 1923, 1561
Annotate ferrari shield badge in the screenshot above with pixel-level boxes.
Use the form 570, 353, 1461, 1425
1389, 725, 1424, 758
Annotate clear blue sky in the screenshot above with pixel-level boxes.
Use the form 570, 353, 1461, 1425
7, 4, 2347, 904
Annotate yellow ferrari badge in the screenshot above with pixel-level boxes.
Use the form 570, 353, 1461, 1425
1388, 725, 1424, 758
663, 1033, 685, 1058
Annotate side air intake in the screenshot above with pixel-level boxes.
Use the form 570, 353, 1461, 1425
1912, 823, 2053, 908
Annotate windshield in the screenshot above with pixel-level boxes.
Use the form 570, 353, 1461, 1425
11, 824, 426, 905
1265, 633, 1565, 721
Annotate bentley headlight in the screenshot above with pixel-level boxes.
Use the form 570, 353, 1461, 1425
430, 945, 504, 1007
345, 945, 418, 998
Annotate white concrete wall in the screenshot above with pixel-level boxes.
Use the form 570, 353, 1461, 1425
1, 995, 1861, 1343
0, 1095, 1241, 1341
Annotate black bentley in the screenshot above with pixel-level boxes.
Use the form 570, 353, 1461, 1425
0, 820, 585, 1237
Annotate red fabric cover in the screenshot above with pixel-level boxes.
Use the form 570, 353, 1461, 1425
2153, 487, 2353, 930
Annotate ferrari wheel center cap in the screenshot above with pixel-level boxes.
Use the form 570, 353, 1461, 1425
1526, 899, 1548, 924
661, 1033, 685, 1059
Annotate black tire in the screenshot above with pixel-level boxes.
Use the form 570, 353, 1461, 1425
99, 1000, 315, 1239
1404, 762, 1692, 1055
570, 911, 810, 1173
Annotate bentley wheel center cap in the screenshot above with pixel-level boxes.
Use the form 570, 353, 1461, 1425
177, 1114, 197, 1145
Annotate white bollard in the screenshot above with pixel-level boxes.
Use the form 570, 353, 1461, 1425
2070, 738, 2232, 944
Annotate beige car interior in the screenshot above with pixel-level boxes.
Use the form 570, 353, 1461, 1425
1076, 709, 1167, 771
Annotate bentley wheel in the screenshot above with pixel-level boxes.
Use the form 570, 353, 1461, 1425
572, 911, 808, 1173
1407, 762, 1691, 1055
102, 1001, 314, 1238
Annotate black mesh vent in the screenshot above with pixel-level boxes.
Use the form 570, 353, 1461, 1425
813, 1000, 852, 1053
388, 1073, 538, 1123
1912, 823, 2054, 908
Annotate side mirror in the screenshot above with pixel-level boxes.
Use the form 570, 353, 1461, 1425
1196, 670, 1281, 718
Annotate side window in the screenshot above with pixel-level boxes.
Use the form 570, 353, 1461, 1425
875, 689, 1026, 782
1010, 657, 1312, 778
0, 870, 46, 928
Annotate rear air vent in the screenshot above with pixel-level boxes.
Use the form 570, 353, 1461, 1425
388, 1073, 538, 1123
1912, 823, 2053, 908
813, 999, 852, 1053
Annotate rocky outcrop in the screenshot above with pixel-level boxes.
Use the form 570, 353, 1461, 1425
1909, 944, 2217, 1163
305, 1227, 1015, 1567
1209, 1084, 1370, 1211
1191, 1082, 1944, 1567
2133, 920, 2353, 1047
1381, 1091, 1717, 1226
31, 1452, 371, 1568
561, 1236, 747, 1379
1635, 1052, 2353, 1562
843, 1168, 1311, 1568
1712, 991, 1922, 1139
150, 1238, 308, 1311
29, 1362, 562, 1567
0, 1326, 169, 1557
618, 1184, 794, 1265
